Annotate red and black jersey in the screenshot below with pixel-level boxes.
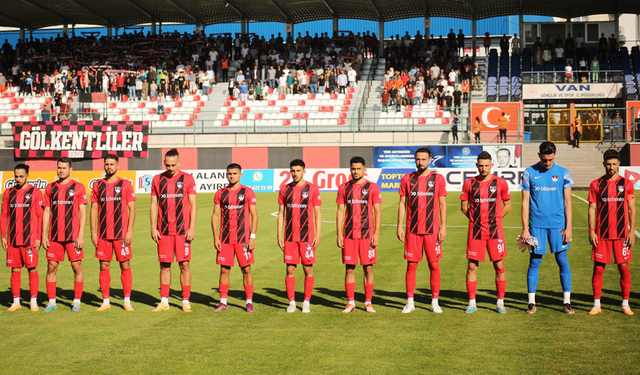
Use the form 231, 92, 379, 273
588, 176, 635, 240
151, 171, 197, 236
1, 185, 44, 247
214, 185, 256, 244
91, 177, 136, 240
461, 175, 511, 240
399, 171, 447, 235
43, 180, 87, 243
278, 181, 322, 243
336, 180, 382, 240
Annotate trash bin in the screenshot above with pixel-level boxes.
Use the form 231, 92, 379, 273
524, 131, 531, 143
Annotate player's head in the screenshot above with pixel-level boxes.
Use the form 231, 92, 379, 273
603, 149, 620, 177
289, 159, 306, 184
414, 147, 431, 172
496, 148, 511, 168
226, 163, 242, 185
164, 148, 180, 175
349, 156, 366, 181
57, 157, 72, 180
104, 154, 119, 177
476, 151, 494, 177
13, 163, 29, 189
538, 141, 556, 170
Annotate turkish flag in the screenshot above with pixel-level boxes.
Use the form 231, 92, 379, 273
471, 102, 522, 131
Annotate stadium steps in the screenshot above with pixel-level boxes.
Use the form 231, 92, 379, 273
521, 143, 625, 188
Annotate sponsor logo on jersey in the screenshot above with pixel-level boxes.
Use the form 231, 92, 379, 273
286, 203, 307, 208
160, 193, 183, 199
552, 176, 558, 182
347, 199, 368, 204
10, 203, 30, 208
411, 191, 434, 196
602, 197, 624, 202
490, 186, 497, 193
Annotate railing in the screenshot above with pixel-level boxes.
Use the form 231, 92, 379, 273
519, 70, 625, 84
356, 57, 378, 127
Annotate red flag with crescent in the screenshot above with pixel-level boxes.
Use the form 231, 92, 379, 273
471, 102, 522, 131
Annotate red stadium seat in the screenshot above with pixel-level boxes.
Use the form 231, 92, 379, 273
11, 104, 18, 110
239, 114, 247, 120
403, 112, 411, 118
436, 105, 443, 110
435, 111, 443, 117
159, 115, 167, 120
405, 105, 413, 111
298, 100, 305, 106
121, 96, 128, 102
319, 106, 326, 112
186, 121, 194, 127
10, 98, 17, 104
441, 118, 450, 124
301, 113, 309, 119
164, 108, 172, 114
193, 95, 200, 101
20, 110, 28, 115
330, 94, 338, 99
343, 100, 351, 105
190, 114, 198, 120
341, 106, 349, 112
238, 101, 246, 107
242, 107, 250, 113
293, 113, 300, 119
29, 116, 37, 121
280, 107, 288, 113
283, 120, 291, 126
39, 104, 45, 110
122, 115, 130, 121
197, 101, 204, 107
345, 94, 352, 99
109, 103, 117, 108
1, 93, 9, 98
223, 101, 231, 107
227, 95, 233, 100
337, 119, 345, 125
308, 94, 316, 99
418, 118, 426, 124
268, 100, 275, 106
221, 120, 229, 126
0, 116, 7, 122
339, 113, 347, 119
227, 107, 235, 113
347, 87, 355, 93
224, 114, 232, 120
7, 92, 15, 98
149, 108, 157, 114
138, 102, 146, 108
194, 108, 201, 113
268, 88, 273, 94
119, 109, 127, 115
255, 113, 263, 119
278, 94, 286, 100
326, 106, 333, 112
174, 102, 183, 107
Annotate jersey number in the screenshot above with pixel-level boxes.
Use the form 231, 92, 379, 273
305, 249, 315, 260
497, 243, 505, 254
368, 248, 376, 258
244, 249, 252, 260
121, 247, 130, 257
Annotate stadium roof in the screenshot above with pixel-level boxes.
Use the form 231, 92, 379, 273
1, 0, 639, 30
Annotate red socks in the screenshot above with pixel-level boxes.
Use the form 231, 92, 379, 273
160, 283, 170, 298
304, 276, 314, 302
10, 272, 20, 299
99, 269, 111, 299
496, 268, 506, 299
244, 285, 254, 300
593, 263, 605, 299
466, 281, 477, 300
364, 284, 374, 304
182, 286, 191, 301
46, 281, 56, 300
406, 262, 418, 298
219, 284, 229, 299
345, 282, 355, 302
121, 268, 132, 298
28, 271, 39, 299
285, 277, 296, 302
73, 282, 83, 300
619, 264, 631, 299
428, 261, 441, 299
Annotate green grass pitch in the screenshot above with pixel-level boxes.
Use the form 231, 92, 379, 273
0, 191, 638, 374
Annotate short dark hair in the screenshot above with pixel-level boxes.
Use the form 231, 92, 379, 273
539, 141, 556, 155
165, 148, 179, 158
57, 157, 72, 167
104, 154, 119, 162
14, 163, 29, 174
477, 151, 492, 161
603, 149, 620, 162
415, 147, 432, 157
350, 156, 366, 167
497, 148, 511, 156
227, 163, 242, 171
290, 159, 305, 169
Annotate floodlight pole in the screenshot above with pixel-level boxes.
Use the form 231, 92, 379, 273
615, 12, 620, 47
241, 18, 246, 34
379, 21, 384, 57
151, 21, 156, 35
472, 17, 477, 60
19, 28, 24, 43
333, 16, 338, 35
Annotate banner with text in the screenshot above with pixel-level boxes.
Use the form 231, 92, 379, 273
374, 145, 521, 169
522, 83, 623, 100
135, 169, 274, 194
1, 170, 136, 195
13, 121, 149, 159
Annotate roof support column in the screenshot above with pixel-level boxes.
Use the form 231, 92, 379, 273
378, 21, 384, 58
72, 24, 75, 37
519, 4, 524, 51
19, 28, 24, 43
472, 17, 477, 60
159, 21, 162, 34
424, 17, 430, 45
241, 18, 246, 34
615, 12, 620, 49
151, 21, 156, 35
333, 16, 338, 35
107, 27, 112, 37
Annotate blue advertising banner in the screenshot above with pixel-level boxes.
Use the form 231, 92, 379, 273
374, 146, 446, 168
376, 168, 415, 192
240, 169, 274, 192
374, 145, 521, 169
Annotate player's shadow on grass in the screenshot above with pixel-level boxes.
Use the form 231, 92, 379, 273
372, 289, 415, 309
506, 290, 593, 312
601, 288, 640, 312
252, 288, 290, 309
103, 287, 162, 308
169, 289, 218, 309
420, 289, 469, 311
262, 287, 343, 309
314, 287, 398, 310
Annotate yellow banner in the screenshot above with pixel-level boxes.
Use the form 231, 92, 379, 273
1, 170, 136, 194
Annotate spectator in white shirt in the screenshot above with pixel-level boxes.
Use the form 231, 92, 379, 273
347, 67, 357, 87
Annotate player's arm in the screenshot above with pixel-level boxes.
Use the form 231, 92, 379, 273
42, 206, 50, 249
150, 195, 161, 242
336, 203, 345, 248
460, 199, 469, 218
277, 204, 285, 251
90, 202, 99, 247
211, 203, 222, 251
34, 194, 43, 250
1, 194, 8, 251
626, 197, 636, 248
563, 187, 572, 244
520, 190, 531, 242
248, 204, 258, 251
438, 196, 447, 243
185, 193, 197, 242
588, 202, 598, 247
501, 199, 512, 217
76, 204, 87, 249
125, 200, 136, 246
312, 205, 322, 249
397, 195, 406, 242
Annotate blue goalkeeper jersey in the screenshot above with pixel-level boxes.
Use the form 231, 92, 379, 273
521, 162, 574, 229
